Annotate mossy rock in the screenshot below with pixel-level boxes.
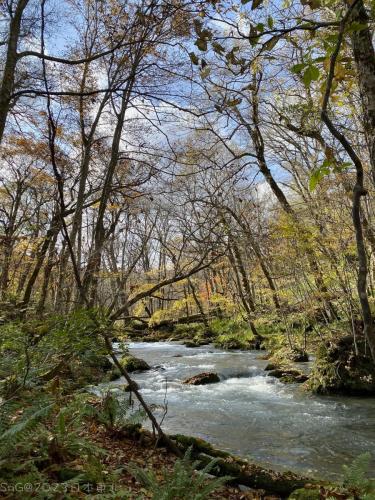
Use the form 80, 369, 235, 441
214, 337, 255, 350
268, 368, 308, 384
214, 338, 243, 349
184, 340, 202, 347
290, 349, 309, 362
85, 353, 113, 372
119, 355, 150, 372
270, 346, 308, 365
265, 363, 278, 371
183, 372, 220, 385
108, 368, 121, 381
308, 335, 375, 395
288, 488, 320, 499
108, 356, 150, 380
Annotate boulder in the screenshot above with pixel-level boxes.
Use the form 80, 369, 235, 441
119, 355, 150, 372
184, 340, 202, 348
108, 355, 150, 380
290, 349, 309, 363
183, 372, 220, 385
86, 354, 113, 372
268, 368, 308, 384
309, 335, 375, 395
264, 363, 277, 371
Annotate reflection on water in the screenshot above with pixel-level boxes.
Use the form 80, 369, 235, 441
107, 341, 375, 480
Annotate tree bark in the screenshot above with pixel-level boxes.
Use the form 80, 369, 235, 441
348, 0, 375, 186
0, 0, 30, 144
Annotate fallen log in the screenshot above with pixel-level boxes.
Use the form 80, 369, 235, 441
170, 434, 315, 497
152, 313, 208, 330
121, 424, 319, 497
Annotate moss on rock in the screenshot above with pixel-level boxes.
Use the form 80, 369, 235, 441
269, 346, 309, 366
288, 487, 321, 499
119, 355, 150, 372
171, 434, 311, 496
108, 355, 150, 380
308, 335, 375, 395
267, 368, 308, 384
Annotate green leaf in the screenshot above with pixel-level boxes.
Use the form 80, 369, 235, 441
302, 65, 320, 86
267, 16, 274, 29
241, 0, 252, 4
345, 22, 368, 33
309, 161, 331, 191
291, 62, 306, 74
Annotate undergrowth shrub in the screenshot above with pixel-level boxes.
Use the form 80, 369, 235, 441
94, 390, 146, 432
0, 309, 115, 397
0, 391, 131, 498
209, 318, 254, 349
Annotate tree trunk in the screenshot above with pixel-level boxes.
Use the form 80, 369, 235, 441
348, 0, 375, 186
0, 0, 30, 143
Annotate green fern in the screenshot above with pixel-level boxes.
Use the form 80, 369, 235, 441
342, 453, 375, 499
0, 397, 53, 460
95, 390, 146, 431
128, 446, 230, 500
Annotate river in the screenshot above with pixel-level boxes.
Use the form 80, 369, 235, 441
109, 341, 375, 480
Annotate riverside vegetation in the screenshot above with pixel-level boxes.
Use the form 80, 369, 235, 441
1, 0, 375, 497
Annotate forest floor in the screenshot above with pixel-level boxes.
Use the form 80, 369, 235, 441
84, 424, 273, 499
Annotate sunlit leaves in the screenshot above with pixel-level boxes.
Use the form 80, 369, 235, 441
309, 161, 331, 191
302, 65, 320, 86
309, 159, 352, 191
291, 62, 320, 87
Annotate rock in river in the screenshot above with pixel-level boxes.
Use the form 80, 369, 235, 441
183, 372, 220, 385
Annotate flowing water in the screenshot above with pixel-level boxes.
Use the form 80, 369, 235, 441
108, 341, 375, 480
